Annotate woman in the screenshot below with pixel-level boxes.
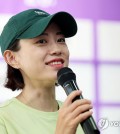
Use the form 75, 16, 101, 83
0, 9, 93, 134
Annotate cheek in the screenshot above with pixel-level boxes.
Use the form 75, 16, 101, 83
18, 51, 46, 72
19, 57, 43, 79
65, 47, 70, 58
64, 47, 70, 65
17, 52, 34, 70
19, 58, 32, 72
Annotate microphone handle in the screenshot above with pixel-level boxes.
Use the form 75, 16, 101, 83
63, 80, 100, 134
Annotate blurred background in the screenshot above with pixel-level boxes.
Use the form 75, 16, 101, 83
0, 0, 120, 133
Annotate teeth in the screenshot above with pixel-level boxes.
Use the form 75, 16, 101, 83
50, 61, 62, 65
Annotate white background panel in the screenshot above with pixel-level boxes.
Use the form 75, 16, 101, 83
0, 61, 21, 103
55, 85, 67, 101
0, 87, 21, 103
0, 61, 7, 85
0, 14, 12, 57
98, 107, 120, 134
98, 65, 120, 102
56, 63, 95, 102
68, 63, 95, 101
0, 14, 12, 34
97, 21, 120, 60
66, 19, 94, 60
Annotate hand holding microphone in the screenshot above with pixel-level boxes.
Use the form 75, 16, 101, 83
57, 67, 100, 134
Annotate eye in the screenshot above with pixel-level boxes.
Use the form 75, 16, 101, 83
36, 39, 47, 44
57, 38, 66, 43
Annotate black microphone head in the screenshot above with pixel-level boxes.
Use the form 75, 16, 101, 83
57, 67, 76, 87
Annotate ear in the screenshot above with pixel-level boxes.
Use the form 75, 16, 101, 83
3, 50, 19, 69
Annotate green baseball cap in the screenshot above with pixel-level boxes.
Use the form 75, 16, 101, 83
0, 9, 77, 55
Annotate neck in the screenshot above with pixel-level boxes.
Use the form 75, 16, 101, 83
16, 85, 59, 112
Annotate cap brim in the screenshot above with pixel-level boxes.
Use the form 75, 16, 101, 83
17, 12, 77, 39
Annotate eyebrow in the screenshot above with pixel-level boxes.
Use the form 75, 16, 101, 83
56, 31, 64, 35
40, 31, 64, 36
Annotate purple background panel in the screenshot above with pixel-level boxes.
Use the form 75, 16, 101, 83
0, 0, 120, 20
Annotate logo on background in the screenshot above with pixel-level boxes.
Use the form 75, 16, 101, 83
98, 118, 109, 130
98, 118, 120, 130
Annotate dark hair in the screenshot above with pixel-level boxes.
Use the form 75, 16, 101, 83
4, 40, 24, 91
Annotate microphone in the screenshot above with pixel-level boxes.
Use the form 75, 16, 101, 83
57, 67, 100, 134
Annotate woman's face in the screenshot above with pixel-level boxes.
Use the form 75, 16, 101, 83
16, 22, 69, 84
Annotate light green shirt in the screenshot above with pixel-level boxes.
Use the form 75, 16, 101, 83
0, 98, 84, 134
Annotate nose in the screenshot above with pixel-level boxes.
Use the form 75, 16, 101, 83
49, 43, 62, 56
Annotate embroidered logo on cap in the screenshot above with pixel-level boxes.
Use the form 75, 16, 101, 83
34, 11, 46, 15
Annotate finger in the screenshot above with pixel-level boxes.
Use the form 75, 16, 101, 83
68, 99, 92, 112
74, 110, 93, 124
71, 104, 93, 118
63, 90, 82, 106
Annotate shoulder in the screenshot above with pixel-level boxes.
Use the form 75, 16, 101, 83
0, 100, 13, 134
0, 98, 15, 114
0, 98, 13, 107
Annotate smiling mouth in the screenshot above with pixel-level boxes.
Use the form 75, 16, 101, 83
46, 59, 64, 67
